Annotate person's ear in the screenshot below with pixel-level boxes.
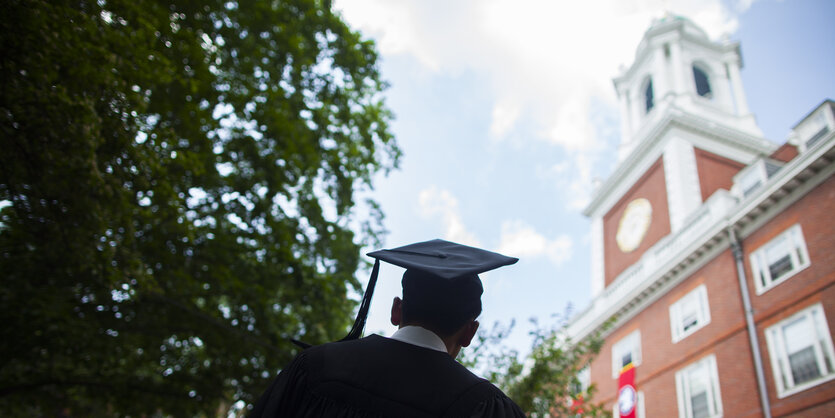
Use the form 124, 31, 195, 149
459, 320, 479, 347
390, 297, 403, 326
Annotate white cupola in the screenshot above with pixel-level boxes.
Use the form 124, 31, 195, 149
613, 15, 763, 161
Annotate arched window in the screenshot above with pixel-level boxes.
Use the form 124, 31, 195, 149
644, 78, 654, 113
693, 66, 712, 98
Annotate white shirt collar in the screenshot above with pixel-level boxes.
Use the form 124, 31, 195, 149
390, 325, 447, 353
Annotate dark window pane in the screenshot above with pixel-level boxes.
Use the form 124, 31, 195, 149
769, 255, 793, 280
691, 391, 710, 418
569, 380, 582, 395
789, 346, 821, 385
645, 80, 654, 113
693, 67, 711, 97
622, 352, 632, 368
683, 314, 699, 332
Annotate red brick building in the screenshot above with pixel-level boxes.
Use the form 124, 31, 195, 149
566, 16, 835, 418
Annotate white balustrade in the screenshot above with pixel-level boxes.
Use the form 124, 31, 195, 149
567, 190, 737, 340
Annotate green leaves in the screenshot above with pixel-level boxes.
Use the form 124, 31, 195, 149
0, 0, 398, 415
461, 312, 611, 417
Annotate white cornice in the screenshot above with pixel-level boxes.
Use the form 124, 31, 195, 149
583, 106, 775, 218
731, 132, 835, 235
568, 133, 835, 342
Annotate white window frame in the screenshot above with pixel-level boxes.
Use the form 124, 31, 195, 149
749, 224, 811, 295
765, 303, 835, 398
670, 284, 711, 343
675, 354, 723, 418
737, 162, 766, 197
612, 330, 642, 378
794, 106, 832, 151
574, 365, 590, 394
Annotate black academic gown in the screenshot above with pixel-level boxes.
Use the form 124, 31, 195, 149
250, 334, 524, 417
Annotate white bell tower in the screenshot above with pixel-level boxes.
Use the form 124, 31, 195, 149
585, 15, 775, 297
613, 15, 762, 161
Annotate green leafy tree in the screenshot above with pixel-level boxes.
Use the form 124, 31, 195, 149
461, 312, 611, 417
0, 0, 399, 415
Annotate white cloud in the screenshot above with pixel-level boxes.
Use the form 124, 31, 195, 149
497, 220, 573, 266
538, 151, 597, 211
539, 100, 619, 211
545, 96, 597, 151
335, 0, 741, 210
489, 101, 521, 140
335, 0, 738, 146
418, 186, 481, 247
733, 0, 762, 13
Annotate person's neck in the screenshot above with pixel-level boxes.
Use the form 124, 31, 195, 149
399, 323, 459, 357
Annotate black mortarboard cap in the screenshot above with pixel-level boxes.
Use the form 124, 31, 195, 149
340, 239, 518, 342
291, 239, 519, 348
366, 239, 520, 280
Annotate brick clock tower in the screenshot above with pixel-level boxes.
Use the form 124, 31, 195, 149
569, 14, 835, 418
587, 15, 772, 297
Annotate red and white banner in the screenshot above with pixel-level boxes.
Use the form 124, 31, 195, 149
569, 394, 584, 416
617, 364, 637, 418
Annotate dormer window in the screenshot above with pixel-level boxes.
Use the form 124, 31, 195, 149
733, 157, 783, 198
644, 78, 654, 113
612, 330, 642, 378
693, 65, 712, 98
738, 168, 763, 197
793, 105, 832, 150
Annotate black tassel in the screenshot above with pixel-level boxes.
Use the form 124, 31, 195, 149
340, 259, 380, 341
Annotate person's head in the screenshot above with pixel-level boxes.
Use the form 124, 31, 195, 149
365, 238, 517, 353
398, 269, 483, 337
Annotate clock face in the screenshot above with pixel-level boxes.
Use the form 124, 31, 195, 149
616, 198, 652, 253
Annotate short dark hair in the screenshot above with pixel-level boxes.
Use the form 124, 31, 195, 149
400, 270, 483, 337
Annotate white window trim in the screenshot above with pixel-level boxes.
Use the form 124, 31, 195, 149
749, 223, 811, 295
638, 390, 645, 418
669, 284, 712, 343
675, 354, 723, 418
612, 330, 642, 378
576, 365, 590, 394
738, 162, 767, 197
765, 303, 835, 398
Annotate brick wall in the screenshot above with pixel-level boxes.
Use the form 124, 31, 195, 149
694, 147, 745, 201
592, 248, 776, 416
770, 143, 800, 163
589, 175, 835, 417
743, 175, 835, 416
603, 157, 671, 286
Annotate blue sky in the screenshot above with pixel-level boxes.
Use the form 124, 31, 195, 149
333, 0, 835, 355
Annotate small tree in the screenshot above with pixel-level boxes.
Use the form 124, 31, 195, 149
0, 0, 398, 415
461, 310, 611, 417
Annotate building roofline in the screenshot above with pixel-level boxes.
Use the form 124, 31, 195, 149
569, 132, 835, 342
791, 98, 835, 129
583, 107, 775, 217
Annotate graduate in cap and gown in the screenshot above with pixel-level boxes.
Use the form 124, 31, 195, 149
250, 239, 525, 417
